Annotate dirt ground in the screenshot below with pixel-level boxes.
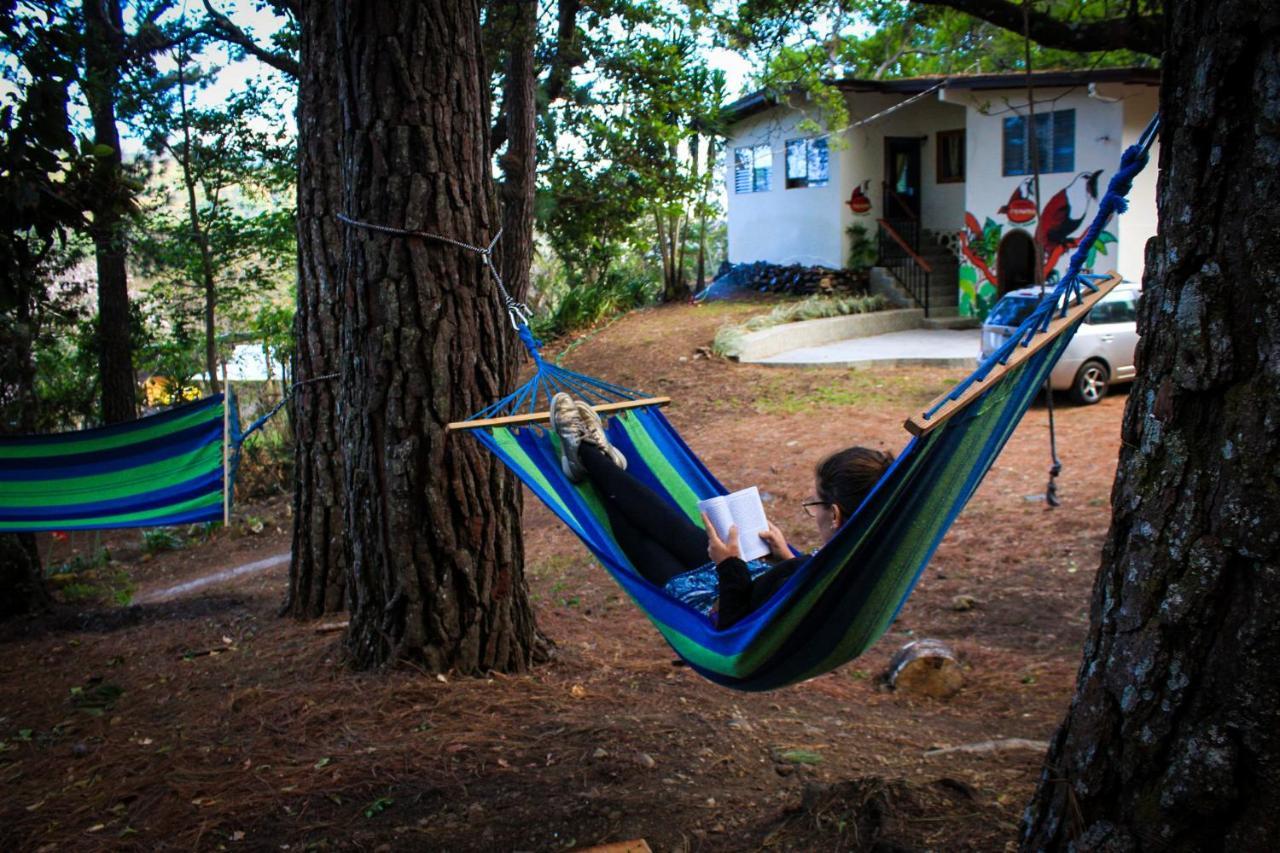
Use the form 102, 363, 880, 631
0, 300, 1129, 852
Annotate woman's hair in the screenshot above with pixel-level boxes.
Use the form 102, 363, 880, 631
814, 446, 895, 519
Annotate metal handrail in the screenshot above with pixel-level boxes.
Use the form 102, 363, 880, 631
876, 218, 933, 317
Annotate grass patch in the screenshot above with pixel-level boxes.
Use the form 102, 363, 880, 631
713, 293, 890, 358
754, 371, 955, 415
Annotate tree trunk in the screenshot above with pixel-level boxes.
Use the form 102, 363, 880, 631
1020, 2, 1280, 849
0, 534, 48, 621
83, 0, 136, 424
695, 136, 713, 293
0, 261, 49, 620
495, 0, 537, 306
284, 0, 347, 618
335, 0, 538, 672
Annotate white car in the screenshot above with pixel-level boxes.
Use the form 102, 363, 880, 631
980, 283, 1141, 404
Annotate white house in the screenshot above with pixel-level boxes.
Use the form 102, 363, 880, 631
723, 68, 1160, 318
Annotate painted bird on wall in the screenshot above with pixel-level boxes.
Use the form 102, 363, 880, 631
847, 180, 872, 214
998, 177, 1037, 223
1036, 169, 1103, 273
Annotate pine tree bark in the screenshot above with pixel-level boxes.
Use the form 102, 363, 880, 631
284, 0, 347, 618
1020, 1, 1280, 848
0, 258, 49, 620
495, 0, 537, 306
335, 0, 538, 671
83, 0, 136, 424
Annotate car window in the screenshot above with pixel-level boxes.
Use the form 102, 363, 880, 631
986, 295, 1042, 328
1087, 296, 1137, 325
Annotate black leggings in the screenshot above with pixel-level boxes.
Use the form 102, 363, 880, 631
580, 442, 706, 586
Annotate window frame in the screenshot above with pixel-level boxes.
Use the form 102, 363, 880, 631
783, 137, 830, 189
1002, 109, 1076, 177
733, 143, 773, 194
935, 129, 965, 184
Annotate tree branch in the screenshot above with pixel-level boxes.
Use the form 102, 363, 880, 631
202, 0, 300, 79
910, 0, 1162, 57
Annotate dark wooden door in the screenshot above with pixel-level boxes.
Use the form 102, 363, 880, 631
884, 137, 923, 222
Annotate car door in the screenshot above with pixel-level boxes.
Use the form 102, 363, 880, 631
1092, 293, 1140, 380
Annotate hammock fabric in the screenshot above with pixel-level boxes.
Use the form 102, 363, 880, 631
0, 393, 241, 533
458, 119, 1158, 692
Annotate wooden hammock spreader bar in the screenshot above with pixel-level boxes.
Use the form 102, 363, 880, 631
904, 272, 1122, 437
447, 396, 672, 432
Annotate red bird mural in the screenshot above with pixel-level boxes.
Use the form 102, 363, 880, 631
847, 180, 872, 214
998, 177, 1037, 223
1036, 170, 1103, 273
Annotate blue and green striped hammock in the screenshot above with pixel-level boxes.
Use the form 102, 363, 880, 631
0, 391, 262, 533
453, 120, 1157, 691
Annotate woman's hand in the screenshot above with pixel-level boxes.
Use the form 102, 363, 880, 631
759, 519, 791, 560
702, 512, 741, 563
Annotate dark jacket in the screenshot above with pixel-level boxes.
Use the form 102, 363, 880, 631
714, 555, 806, 629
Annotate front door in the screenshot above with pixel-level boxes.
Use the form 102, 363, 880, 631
884, 138, 922, 222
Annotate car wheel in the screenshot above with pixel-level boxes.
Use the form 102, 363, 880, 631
1070, 360, 1110, 405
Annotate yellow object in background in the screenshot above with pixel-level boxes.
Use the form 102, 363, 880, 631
144, 376, 201, 406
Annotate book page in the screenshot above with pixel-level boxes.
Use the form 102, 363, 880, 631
698, 488, 770, 562
697, 495, 733, 543
723, 486, 770, 561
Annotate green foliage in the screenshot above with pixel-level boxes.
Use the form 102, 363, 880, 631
141, 528, 184, 555
719, 1, 1157, 145
130, 50, 295, 387
47, 548, 111, 577
531, 259, 662, 341
845, 223, 877, 272
712, 293, 890, 357
537, 6, 727, 299
0, 5, 98, 433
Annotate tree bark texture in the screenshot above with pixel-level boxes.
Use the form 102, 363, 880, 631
1020, 2, 1280, 849
83, 0, 137, 424
0, 260, 49, 620
495, 0, 537, 306
334, 0, 537, 672
284, 0, 347, 618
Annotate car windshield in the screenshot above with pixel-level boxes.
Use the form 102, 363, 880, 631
985, 295, 1043, 329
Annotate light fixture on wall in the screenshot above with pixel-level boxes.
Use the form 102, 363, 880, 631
1087, 82, 1121, 103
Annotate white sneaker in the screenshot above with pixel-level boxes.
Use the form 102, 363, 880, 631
550, 393, 587, 482
575, 401, 627, 470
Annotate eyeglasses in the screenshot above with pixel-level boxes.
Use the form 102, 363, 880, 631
802, 499, 831, 518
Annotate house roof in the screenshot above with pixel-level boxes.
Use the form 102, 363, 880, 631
722, 66, 1160, 126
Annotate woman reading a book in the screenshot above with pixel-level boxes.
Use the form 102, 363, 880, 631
549, 393, 894, 628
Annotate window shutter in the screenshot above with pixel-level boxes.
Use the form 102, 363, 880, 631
753, 144, 772, 192
734, 147, 752, 193
1003, 116, 1026, 176
1053, 109, 1075, 172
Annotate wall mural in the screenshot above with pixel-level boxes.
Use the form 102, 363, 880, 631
957, 169, 1117, 318
846, 180, 872, 214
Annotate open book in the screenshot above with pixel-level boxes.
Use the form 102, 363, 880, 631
698, 486, 770, 562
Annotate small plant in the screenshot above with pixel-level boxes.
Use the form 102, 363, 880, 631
141, 528, 184, 555
46, 548, 110, 577
845, 222, 877, 272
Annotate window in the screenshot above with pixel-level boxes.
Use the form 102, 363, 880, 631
1002, 109, 1075, 176
936, 129, 965, 183
784, 137, 829, 188
733, 144, 772, 193
1087, 295, 1138, 325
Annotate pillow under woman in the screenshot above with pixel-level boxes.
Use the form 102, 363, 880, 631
549, 393, 894, 628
